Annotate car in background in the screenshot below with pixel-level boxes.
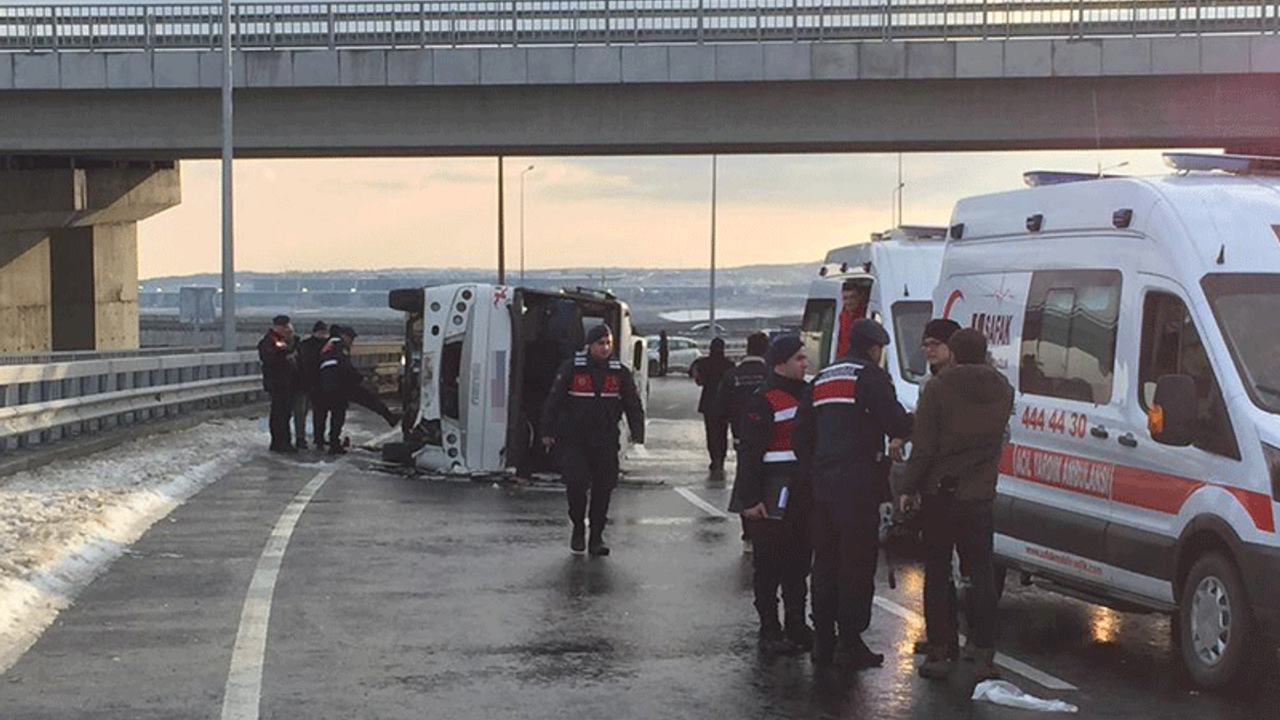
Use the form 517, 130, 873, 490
646, 335, 701, 375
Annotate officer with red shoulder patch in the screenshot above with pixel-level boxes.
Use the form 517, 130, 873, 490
729, 334, 814, 654
541, 324, 645, 556
794, 318, 912, 670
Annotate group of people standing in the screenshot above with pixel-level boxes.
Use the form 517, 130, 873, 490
258, 314, 401, 455
720, 309, 1012, 683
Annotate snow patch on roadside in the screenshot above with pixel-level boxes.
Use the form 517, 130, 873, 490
0, 417, 262, 671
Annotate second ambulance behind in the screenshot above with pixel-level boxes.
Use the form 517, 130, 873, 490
936, 153, 1280, 688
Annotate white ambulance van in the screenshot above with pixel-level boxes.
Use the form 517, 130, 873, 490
801, 225, 947, 408
387, 284, 646, 476
937, 153, 1280, 688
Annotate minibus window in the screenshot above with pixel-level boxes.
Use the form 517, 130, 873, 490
891, 301, 931, 383
1139, 292, 1239, 459
801, 299, 836, 370
1203, 273, 1280, 416
440, 339, 463, 421
1020, 270, 1120, 404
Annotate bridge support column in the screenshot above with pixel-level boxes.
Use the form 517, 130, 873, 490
0, 162, 180, 353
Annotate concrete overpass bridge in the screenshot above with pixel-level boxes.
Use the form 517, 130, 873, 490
2, 1, 1280, 352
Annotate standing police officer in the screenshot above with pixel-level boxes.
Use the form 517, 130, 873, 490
728, 335, 814, 654
258, 314, 298, 453
795, 318, 912, 669
541, 324, 645, 556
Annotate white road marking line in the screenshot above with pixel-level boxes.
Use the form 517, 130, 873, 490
872, 596, 1077, 691
674, 487, 729, 518
221, 469, 336, 720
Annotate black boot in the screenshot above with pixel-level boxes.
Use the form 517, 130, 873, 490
784, 613, 814, 653
758, 617, 794, 654
570, 523, 586, 554
811, 623, 836, 666
588, 528, 610, 556
834, 635, 884, 670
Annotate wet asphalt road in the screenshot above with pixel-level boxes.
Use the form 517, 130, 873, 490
2, 377, 1280, 719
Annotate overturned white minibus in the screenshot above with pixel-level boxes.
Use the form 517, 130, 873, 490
387, 284, 647, 476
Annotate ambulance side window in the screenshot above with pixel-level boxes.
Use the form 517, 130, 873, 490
801, 298, 836, 370
1019, 270, 1121, 404
1138, 292, 1240, 459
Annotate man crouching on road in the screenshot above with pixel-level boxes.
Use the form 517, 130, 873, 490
541, 324, 645, 557
728, 335, 814, 655
899, 328, 1013, 682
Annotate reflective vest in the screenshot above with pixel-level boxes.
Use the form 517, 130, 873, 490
812, 360, 861, 408
568, 352, 624, 398
763, 387, 799, 463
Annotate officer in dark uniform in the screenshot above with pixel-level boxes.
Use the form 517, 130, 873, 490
713, 331, 771, 452
541, 324, 645, 556
258, 314, 297, 453
728, 335, 814, 654
319, 325, 400, 455
794, 318, 912, 669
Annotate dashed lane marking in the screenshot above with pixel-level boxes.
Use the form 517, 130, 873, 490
221, 469, 336, 720
674, 487, 729, 519
872, 596, 1078, 691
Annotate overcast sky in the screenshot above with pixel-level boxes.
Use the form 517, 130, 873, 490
135, 150, 1196, 278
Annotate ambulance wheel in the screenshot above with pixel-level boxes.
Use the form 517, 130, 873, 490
1177, 552, 1254, 690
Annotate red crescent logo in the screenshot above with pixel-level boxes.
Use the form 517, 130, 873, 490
942, 290, 964, 319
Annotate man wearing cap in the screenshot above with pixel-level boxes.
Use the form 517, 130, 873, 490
794, 318, 912, 670
294, 320, 329, 450
541, 324, 645, 556
909, 317, 963, 659
319, 325, 401, 455
921, 318, 962, 379
899, 328, 1013, 682
258, 314, 298, 453
728, 335, 814, 654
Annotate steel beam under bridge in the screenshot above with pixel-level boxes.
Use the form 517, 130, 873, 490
3, 44, 1280, 156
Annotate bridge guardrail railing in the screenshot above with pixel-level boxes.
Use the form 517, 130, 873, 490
0, 1, 1276, 53
0, 343, 403, 456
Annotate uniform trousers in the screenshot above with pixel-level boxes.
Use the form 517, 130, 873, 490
559, 443, 618, 532
268, 388, 294, 450
744, 516, 811, 626
810, 479, 881, 644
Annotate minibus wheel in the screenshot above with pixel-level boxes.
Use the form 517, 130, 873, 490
1178, 552, 1255, 689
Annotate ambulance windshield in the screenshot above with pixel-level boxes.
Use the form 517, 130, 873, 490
1202, 274, 1280, 414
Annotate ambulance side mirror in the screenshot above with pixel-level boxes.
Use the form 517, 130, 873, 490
1149, 374, 1196, 447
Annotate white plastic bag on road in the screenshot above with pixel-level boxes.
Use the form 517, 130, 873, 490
971, 680, 1079, 713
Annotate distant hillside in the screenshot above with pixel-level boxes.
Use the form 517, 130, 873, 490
139, 262, 822, 334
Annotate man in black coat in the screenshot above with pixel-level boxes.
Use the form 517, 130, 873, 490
728, 335, 814, 654
794, 318, 913, 670
296, 320, 329, 449
690, 337, 734, 473
713, 332, 771, 451
541, 324, 645, 556
258, 314, 297, 453
319, 325, 400, 455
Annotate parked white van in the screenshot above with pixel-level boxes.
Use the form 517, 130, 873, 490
387, 284, 647, 476
936, 153, 1280, 688
801, 225, 947, 408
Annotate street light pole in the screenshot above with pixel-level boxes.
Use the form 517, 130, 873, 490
709, 154, 718, 339
497, 156, 505, 285
220, 0, 236, 351
520, 165, 534, 284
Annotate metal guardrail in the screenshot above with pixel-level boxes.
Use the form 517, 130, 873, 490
0, 1, 1275, 54
0, 344, 403, 455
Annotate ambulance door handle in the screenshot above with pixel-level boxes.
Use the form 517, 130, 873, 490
1090, 425, 1108, 439
1118, 433, 1138, 448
